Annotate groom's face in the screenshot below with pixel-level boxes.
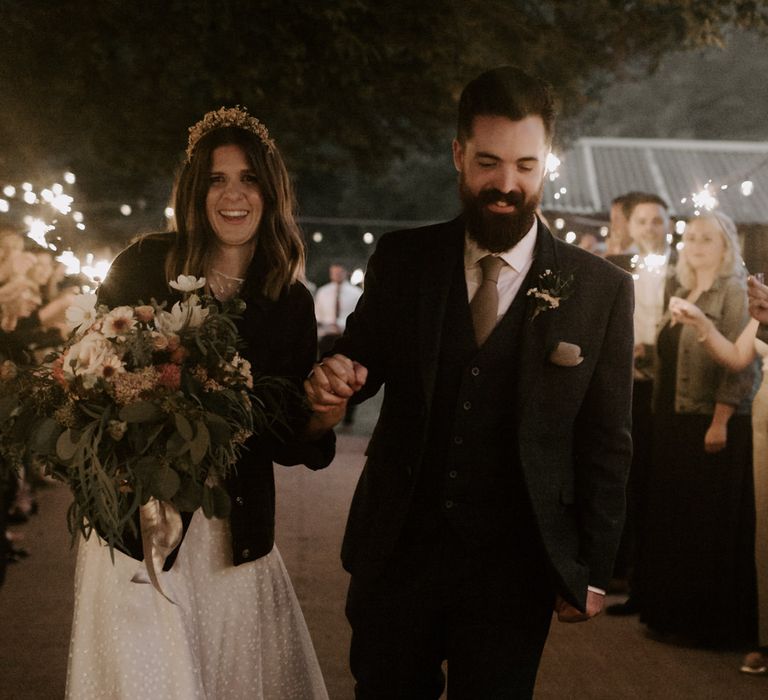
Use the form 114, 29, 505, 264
453, 114, 548, 253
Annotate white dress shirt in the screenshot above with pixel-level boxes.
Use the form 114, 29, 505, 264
314, 280, 362, 334
464, 219, 538, 314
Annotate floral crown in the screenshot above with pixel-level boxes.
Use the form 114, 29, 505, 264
186, 106, 275, 161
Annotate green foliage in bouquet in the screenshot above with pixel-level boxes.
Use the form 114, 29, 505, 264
0, 276, 298, 554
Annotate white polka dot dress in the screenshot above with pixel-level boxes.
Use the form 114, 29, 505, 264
65, 512, 329, 699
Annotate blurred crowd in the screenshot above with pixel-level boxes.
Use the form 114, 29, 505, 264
584, 192, 768, 674
0, 227, 80, 587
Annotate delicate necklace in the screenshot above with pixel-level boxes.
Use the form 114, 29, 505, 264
209, 268, 245, 300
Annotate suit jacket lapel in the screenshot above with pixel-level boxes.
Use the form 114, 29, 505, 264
418, 217, 464, 403
518, 220, 562, 412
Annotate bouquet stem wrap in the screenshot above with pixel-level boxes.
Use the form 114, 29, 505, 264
132, 497, 183, 603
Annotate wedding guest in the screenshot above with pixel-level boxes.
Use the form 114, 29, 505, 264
635, 210, 758, 647
315, 263, 362, 425
306, 65, 634, 697
669, 285, 768, 671
605, 191, 642, 261
66, 107, 333, 699
315, 263, 362, 356
608, 193, 675, 611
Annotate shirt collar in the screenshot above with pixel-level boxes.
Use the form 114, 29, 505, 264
464, 217, 538, 272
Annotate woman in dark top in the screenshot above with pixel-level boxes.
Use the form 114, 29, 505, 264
636, 211, 758, 648
67, 108, 334, 699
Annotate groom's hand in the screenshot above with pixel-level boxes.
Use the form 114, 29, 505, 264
554, 590, 604, 623
304, 354, 368, 414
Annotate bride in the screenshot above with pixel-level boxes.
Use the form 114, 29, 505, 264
66, 107, 339, 699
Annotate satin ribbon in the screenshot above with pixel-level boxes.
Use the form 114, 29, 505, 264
130, 497, 183, 604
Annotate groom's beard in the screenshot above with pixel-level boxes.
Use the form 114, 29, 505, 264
459, 177, 541, 253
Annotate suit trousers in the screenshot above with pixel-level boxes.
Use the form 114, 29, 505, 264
346, 518, 554, 699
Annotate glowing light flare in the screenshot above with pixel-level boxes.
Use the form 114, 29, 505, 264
363, 232, 374, 245
52, 183, 63, 196
72, 211, 84, 223
21, 183, 32, 192
81, 258, 111, 283
51, 193, 74, 214
741, 180, 755, 196
312, 231, 323, 243
691, 184, 718, 211
76, 223, 85, 231
3, 185, 16, 198
641, 253, 668, 273
23, 191, 37, 204
164, 207, 174, 219
64, 172, 76, 184
0, 200, 8, 213
565, 231, 577, 244
55, 250, 80, 275
545, 152, 561, 175
26, 218, 53, 247
120, 204, 132, 216
599, 226, 609, 238
675, 220, 687, 234
350, 269, 365, 286
554, 218, 565, 230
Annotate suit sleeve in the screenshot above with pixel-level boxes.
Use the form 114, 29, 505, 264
331, 234, 398, 402
573, 272, 635, 590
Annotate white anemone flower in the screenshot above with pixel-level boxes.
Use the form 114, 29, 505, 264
65, 294, 98, 334
62, 332, 116, 389
101, 306, 137, 339
169, 275, 206, 293
156, 298, 209, 333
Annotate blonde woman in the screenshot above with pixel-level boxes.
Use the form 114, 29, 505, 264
670, 271, 768, 670
635, 211, 758, 647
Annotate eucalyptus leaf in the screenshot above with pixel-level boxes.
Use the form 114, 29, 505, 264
150, 466, 181, 501
174, 476, 203, 512
205, 413, 232, 444
174, 413, 194, 441
166, 431, 189, 457
33, 417, 65, 456
133, 456, 161, 482
56, 429, 81, 461
119, 401, 164, 423
189, 420, 210, 465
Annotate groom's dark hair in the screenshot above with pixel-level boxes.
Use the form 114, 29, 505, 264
457, 65, 556, 145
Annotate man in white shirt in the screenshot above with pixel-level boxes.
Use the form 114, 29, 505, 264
608, 193, 674, 614
314, 263, 362, 355
305, 65, 633, 698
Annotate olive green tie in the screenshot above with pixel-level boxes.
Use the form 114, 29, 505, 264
470, 255, 505, 346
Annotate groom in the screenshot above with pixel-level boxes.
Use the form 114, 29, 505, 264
306, 66, 634, 698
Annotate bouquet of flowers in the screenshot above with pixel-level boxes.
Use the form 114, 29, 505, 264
0, 275, 295, 558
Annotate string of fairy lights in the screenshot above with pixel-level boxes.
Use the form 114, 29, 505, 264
542, 145, 765, 249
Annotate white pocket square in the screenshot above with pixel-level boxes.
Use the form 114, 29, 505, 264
549, 341, 584, 367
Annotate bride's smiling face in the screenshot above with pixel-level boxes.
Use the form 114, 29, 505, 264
205, 144, 264, 248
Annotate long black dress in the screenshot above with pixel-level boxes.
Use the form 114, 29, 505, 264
637, 321, 757, 647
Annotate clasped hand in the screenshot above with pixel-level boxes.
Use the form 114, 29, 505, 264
304, 354, 368, 428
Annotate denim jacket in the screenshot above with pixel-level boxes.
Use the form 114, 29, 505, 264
656, 275, 758, 414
